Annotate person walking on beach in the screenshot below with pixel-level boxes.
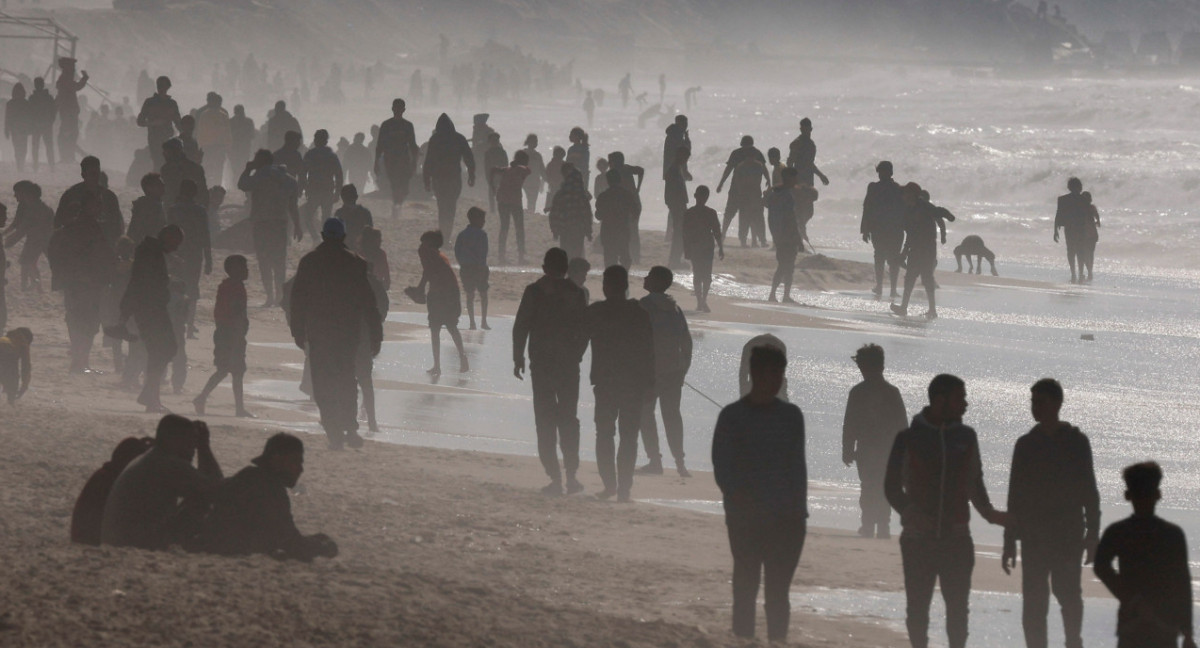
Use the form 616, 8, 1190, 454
594, 168, 637, 269
375, 98, 420, 217
489, 149, 531, 264
290, 218, 382, 450
607, 152, 645, 263
193, 255, 253, 418
521, 134, 546, 216
54, 156, 125, 245
238, 149, 301, 306
586, 264, 655, 502
842, 343, 907, 540
862, 161, 905, 299
454, 207, 490, 330
891, 183, 953, 319
548, 166, 593, 261
1078, 191, 1101, 284
681, 185, 723, 312
118, 225, 182, 413
1094, 462, 1196, 648
414, 229, 468, 376
768, 168, 800, 303
137, 76, 182, 171
885, 374, 1008, 648
786, 117, 829, 188
513, 248, 588, 497
637, 266, 692, 477
55, 57, 88, 164
423, 113, 475, 239
713, 344, 807, 643
1002, 378, 1100, 648
1054, 177, 1089, 284
47, 193, 115, 374
717, 137, 770, 248
27, 77, 55, 172
300, 129, 343, 243
664, 145, 691, 268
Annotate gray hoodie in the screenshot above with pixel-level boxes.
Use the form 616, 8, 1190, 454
640, 292, 692, 381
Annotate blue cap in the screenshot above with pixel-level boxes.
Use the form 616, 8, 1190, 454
322, 218, 346, 238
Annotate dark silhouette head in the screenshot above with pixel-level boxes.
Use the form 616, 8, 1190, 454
341, 184, 358, 204
525, 133, 538, 148
13, 180, 40, 202
252, 433, 305, 488
206, 92, 220, 107
513, 150, 530, 166
322, 218, 346, 242
567, 257, 591, 289
675, 114, 688, 128
467, 206, 485, 227
605, 168, 621, 187
353, 132, 365, 144
768, 147, 781, 164
419, 229, 443, 249
694, 184, 710, 205
551, 146, 566, 160
543, 248, 569, 278
159, 224, 184, 254
1123, 461, 1162, 514
224, 254, 249, 282
644, 265, 673, 293
876, 160, 893, 179
392, 98, 406, 117
284, 130, 302, 148
234, 104, 245, 117
602, 265, 629, 301
749, 345, 787, 399
5, 327, 33, 348
852, 343, 885, 375
108, 437, 151, 471
275, 100, 287, 113
155, 414, 198, 461
156, 76, 171, 94
1081, 191, 1092, 205
800, 117, 812, 135
11, 83, 25, 101
34, 77, 45, 91
313, 129, 330, 147
570, 127, 587, 144
740, 135, 754, 147
927, 374, 967, 423
253, 149, 273, 168
80, 156, 102, 185
902, 182, 923, 206
1067, 177, 1083, 193
1030, 378, 1063, 424
608, 151, 624, 167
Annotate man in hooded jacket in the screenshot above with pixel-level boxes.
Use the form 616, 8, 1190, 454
637, 266, 692, 477
423, 113, 475, 239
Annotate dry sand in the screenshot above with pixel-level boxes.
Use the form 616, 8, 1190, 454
0, 173, 1091, 646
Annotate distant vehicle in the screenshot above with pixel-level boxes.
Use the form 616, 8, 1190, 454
1100, 31, 1134, 64
1178, 32, 1200, 66
1137, 31, 1174, 65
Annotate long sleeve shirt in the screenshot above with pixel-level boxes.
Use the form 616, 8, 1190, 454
197, 465, 328, 562
841, 377, 907, 467
1004, 423, 1100, 553
712, 397, 807, 524
1095, 514, 1193, 643
512, 276, 587, 367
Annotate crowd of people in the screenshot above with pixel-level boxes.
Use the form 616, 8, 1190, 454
0, 58, 1166, 648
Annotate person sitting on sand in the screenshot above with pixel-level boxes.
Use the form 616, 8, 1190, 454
192, 433, 338, 562
71, 437, 152, 546
953, 235, 998, 276
101, 415, 223, 550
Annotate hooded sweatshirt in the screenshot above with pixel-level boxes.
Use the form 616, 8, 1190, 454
639, 292, 692, 381
884, 408, 997, 539
423, 114, 474, 185
1003, 422, 1100, 553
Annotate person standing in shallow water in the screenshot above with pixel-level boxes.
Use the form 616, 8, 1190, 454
862, 161, 905, 299
891, 183, 953, 319
841, 343, 906, 540
1002, 378, 1100, 648
767, 167, 800, 303
1094, 462, 1196, 648
238, 149, 301, 307
1054, 177, 1089, 284
713, 344, 807, 643
414, 229, 468, 376
786, 117, 829, 189
423, 113, 475, 239
1078, 191, 1101, 284
513, 248, 588, 497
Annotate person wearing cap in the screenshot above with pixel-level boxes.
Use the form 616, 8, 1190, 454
101, 414, 223, 550
137, 76, 182, 171
290, 218, 382, 450
842, 343, 907, 539
55, 57, 88, 164
375, 98, 420, 217
861, 160, 905, 299
119, 224, 184, 413
193, 433, 338, 561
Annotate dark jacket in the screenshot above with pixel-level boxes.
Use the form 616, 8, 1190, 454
376, 116, 418, 167
1094, 514, 1193, 643
423, 114, 474, 184
47, 216, 115, 293
127, 196, 166, 246
585, 298, 654, 391
290, 240, 382, 352
842, 377, 907, 467
1055, 192, 1088, 239
121, 236, 171, 319
861, 178, 904, 239
196, 465, 328, 561
302, 145, 343, 194
712, 397, 807, 524
512, 275, 587, 367
54, 182, 125, 245
639, 292, 691, 380
238, 164, 298, 222
1003, 423, 1100, 552
884, 409, 998, 539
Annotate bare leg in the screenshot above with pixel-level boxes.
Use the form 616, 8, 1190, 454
194, 369, 229, 414
465, 288, 477, 329
480, 289, 490, 329
360, 373, 377, 431
233, 372, 254, 417
447, 325, 469, 371
428, 325, 442, 375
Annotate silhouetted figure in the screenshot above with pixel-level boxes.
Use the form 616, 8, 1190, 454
238, 149, 301, 306
6, 181, 54, 293
266, 100, 302, 152
594, 158, 610, 196
953, 235, 998, 275
375, 99, 420, 217
415, 229, 467, 375
568, 257, 592, 304
169, 179, 212, 337
194, 433, 337, 561
682, 185, 723, 312
684, 86, 701, 111
544, 146, 566, 211
483, 132, 509, 213
549, 167, 593, 260
274, 130, 305, 189
635, 266, 692, 477
455, 207, 490, 330
178, 114, 203, 164
891, 183, 953, 319
793, 182, 818, 254
54, 156, 125, 245
228, 105, 255, 171
118, 225, 183, 413
658, 73, 666, 102
489, 151, 530, 264
567, 127, 590, 188
5, 83, 30, 171
161, 138, 209, 213
587, 265, 654, 502
513, 248, 588, 496
0, 326, 32, 404
300, 130, 343, 243
739, 334, 788, 400
1001, 378, 1100, 648
48, 191, 116, 373
290, 218, 382, 450
713, 344, 806, 642
767, 147, 784, 187
195, 92, 231, 186
664, 145, 692, 268
608, 152, 645, 263
662, 114, 690, 182
27, 77, 55, 171
334, 184, 372, 251
101, 415, 222, 550
583, 91, 595, 128
768, 168, 800, 303
842, 344, 906, 539
55, 58, 88, 164
127, 173, 166, 247
423, 114, 475, 239
71, 436, 152, 546
107, 237, 136, 378
786, 117, 829, 188
618, 73, 633, 109
1054, 177, 1089, 284
717, 136, 770, 247
137, 76, 181, 171
359, 232, 389, 434
885, 374, 1007, 648
521, 134, 546, 216
1095, 462, 1195, 648
595, 168, 636, 268
343, 133, 371, 191
470, 113, 495, 187
1078, 191, 1100, 283
192, 255, 252, 417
